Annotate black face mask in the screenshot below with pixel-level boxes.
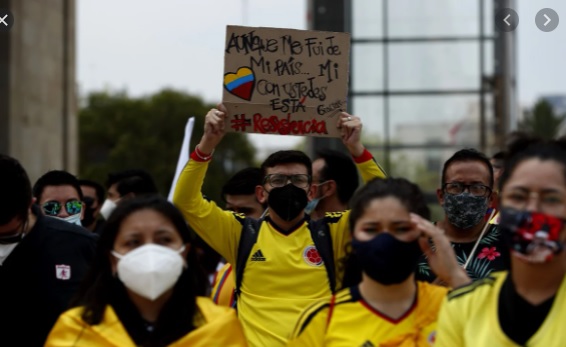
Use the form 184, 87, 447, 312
82, 207, 96, 227
268, 184, 308, 222
351, 233, 422, 285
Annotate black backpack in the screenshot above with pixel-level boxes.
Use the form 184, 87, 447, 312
233, 217, 336, 307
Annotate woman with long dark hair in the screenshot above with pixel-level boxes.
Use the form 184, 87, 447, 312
46, 196, 247, 346
288, 177, 468, 346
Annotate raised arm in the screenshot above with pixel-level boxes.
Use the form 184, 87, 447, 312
338, 112, 386, 183
173, 105, 244, 264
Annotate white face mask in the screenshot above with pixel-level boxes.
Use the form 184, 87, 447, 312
0, 243, 19, 266
100, 199, 118, 220
55, 213, 82, 226
112, 244, 185, 301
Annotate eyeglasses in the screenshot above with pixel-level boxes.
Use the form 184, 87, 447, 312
264, 174, 311, 188
42, 200, 83, 216
443, 182, 492, 198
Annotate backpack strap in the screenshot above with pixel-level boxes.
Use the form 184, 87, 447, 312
308, 218, 336, 293
233, 217, 262, 308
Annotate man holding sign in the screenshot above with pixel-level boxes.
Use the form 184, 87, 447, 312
173, 26, 385, 347
174, 108, 384, 347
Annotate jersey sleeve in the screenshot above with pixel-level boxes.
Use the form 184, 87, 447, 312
434, 296, 465, 347
172, 155, 244, 264
287, 301, 329, 347
353, 148, 387, 183
210, 263, 235, 307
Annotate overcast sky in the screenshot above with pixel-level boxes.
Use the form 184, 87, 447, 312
77, 0, 566, 151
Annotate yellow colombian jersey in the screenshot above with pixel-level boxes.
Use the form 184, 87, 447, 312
436, 271, 566, 347
44, 297, 248, 347
288, 281, 447, 347
173, 152, 385, 347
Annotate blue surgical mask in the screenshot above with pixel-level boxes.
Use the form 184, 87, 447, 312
304, 181, 330, 215
304, 198, 321, 215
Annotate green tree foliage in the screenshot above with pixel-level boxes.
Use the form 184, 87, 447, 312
519, 99, 566, 140
79, 89, 256, 204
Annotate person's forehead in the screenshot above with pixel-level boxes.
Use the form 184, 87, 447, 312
40, 185, 81, 204
490, 158, 503, 167
265, 163, 309, 175
355, 197, 411, 225
504, 159, 566, 191
116, 209, 179, 237
80, 185, 97, 198
445, 160, 490, 182
225, 194, 259, 207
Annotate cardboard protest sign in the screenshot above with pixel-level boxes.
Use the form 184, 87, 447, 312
222, 25, 350, 137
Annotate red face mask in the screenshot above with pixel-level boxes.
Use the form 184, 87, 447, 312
500, 207, 564, 256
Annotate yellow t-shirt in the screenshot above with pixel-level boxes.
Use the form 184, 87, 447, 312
174, 154, 385, 347
288, 281, 447, 347
436, 271, 566, 347
45, 297, 247, 347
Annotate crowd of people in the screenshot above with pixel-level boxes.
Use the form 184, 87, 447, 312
1, 103, 566, 347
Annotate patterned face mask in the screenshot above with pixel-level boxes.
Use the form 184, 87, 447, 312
443, 192, 489, 230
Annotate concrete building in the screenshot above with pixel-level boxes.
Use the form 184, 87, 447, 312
0, 0, 77, 182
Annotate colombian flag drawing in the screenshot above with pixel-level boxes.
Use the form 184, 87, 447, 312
224, 67, 255, 101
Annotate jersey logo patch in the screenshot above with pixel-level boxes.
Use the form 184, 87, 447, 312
250, 249, 266, 261
55, 264, 71, 280
303, 246, 323, 266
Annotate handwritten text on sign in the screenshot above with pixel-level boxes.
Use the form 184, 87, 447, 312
222, 26, 350, 137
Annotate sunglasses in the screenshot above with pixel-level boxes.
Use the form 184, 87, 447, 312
42, 200, 83, 216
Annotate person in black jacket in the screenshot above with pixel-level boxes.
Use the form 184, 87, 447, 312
0, 154, 98, 346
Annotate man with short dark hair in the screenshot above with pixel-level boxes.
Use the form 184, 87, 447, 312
100, 169, 159, 219
307, 149, 370, 219
221, 167, 265, 218
79, 179, 105, 233
0, 155, 97, 346
174, 105, 386, 347
33, 170, 85, 226
417, 148, 508, 282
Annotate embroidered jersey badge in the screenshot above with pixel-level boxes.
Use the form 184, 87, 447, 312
250, 249, 266, 261
303, 246, 323, 266
55, 264, 71, 280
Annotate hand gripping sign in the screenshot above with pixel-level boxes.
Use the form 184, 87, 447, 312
222, 26, 350, 138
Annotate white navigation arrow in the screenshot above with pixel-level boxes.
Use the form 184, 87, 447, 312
503, 14, 511, 26
544, 14, 551, 26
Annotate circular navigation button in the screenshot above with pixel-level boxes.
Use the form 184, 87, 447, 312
495, 8, 519, 32
535, 8, 559, 32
